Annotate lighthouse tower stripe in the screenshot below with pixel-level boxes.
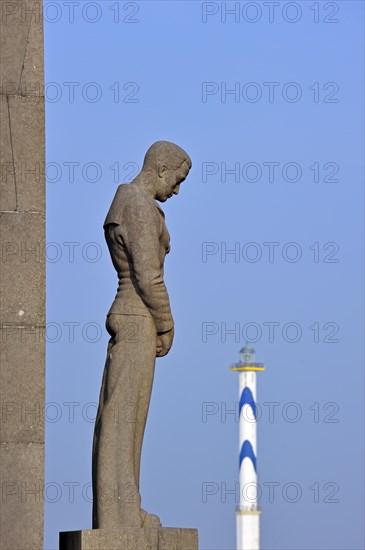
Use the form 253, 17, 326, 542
239, 440, 257, 472
239, 386, 257, 419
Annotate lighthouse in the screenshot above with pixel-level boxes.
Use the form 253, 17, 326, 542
230, 344, 265, 550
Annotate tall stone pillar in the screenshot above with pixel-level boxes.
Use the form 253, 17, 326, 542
0, 1, 45, 549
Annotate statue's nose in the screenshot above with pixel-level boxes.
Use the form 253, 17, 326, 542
174, 185, 180, 195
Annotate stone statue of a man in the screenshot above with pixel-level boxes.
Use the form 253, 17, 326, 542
92, 141, 192, 530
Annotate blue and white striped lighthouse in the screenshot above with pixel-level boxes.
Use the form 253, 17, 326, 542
231, 344, 265, 550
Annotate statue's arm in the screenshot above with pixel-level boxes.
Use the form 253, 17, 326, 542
121, 196, 174, 334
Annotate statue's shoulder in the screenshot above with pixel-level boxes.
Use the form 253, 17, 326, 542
104, 184, 130, 226
104, 184, 154, 227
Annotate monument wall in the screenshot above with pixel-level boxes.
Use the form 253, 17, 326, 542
0, 1, 45, 548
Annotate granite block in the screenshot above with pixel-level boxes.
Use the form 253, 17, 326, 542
59, 528, 199, 550
0, 327, 45, 443
0, 442, 44, 550
0, 211, 45, 325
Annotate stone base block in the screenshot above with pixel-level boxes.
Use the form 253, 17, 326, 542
59, 528, 198, 550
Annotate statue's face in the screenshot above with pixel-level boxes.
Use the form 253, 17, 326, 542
156, 161, 190, 202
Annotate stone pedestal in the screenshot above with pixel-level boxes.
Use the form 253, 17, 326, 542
59, 528, 198, 550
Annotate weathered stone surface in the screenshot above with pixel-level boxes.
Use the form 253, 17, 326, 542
5, 95, 45, 212
0, 3, 45, 548
0, 1, 43, 92
0, 97, 16, 210
0, 327, 44, 443
20, 2, 44, 92
0, 211, 45, 325
59, 528, 199, 550
0, 442, 44, 550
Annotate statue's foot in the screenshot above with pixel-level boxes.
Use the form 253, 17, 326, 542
140, 508, 162, 528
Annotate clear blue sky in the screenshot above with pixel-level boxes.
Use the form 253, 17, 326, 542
44, 2, 364, 549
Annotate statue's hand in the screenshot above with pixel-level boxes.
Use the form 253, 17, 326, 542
156, 327, 174, 357
156, 335, 163, 356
